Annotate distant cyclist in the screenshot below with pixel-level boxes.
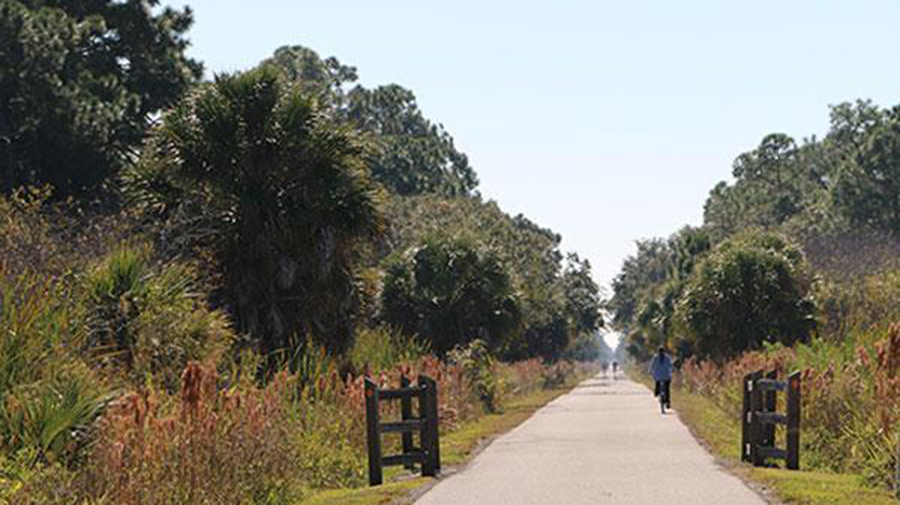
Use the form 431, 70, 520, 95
649, 347, 673, 410
611, 360, 618, 376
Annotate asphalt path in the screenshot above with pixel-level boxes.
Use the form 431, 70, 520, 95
414, 373, 767, 505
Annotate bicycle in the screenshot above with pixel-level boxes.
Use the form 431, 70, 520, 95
656, 380, 671, 414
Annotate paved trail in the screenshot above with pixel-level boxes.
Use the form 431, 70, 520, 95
415, 374, 767, 505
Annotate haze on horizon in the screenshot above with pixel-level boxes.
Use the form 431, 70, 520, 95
162, 0, 900, 298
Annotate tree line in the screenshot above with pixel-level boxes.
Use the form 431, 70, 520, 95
0, 0, 604, 365
610, 99, 900, 361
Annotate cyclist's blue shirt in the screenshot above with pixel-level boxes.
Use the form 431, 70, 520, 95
649, 354, 673, 381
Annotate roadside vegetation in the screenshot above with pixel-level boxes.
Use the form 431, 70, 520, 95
653, 373, 899, 505
0, 2, 607, 503
611, 99, 900, 499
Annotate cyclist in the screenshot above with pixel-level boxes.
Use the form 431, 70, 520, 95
649, 347, 673, 410
611, 360, 618, 376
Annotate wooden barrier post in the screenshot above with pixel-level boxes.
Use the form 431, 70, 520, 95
749, 370, 764, 466
786, 371, 801, 470
429, 376, 441, 471
741, 372, 753, 463
365, 378, 383, 486
400, 375, 415, 471
763, 369, 778, 449
895, 436, 900, 498
418, 375, 440, 476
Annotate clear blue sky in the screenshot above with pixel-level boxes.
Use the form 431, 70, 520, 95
162, 0, 900, 292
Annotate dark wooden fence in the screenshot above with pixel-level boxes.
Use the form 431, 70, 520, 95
365, 375, 440, 486
741, 369, 801, 469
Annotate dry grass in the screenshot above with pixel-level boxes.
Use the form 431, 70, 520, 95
679, 322, 900, 491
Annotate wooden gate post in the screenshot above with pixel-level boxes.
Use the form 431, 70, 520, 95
400, 375, 414, 470
763, 370, 778, 449
749, 370, 764, 467
786, 371, 801, 470
741, 372, 753, 462
429, 376, 441, 471
365, 378, 383, 485
418, 375, 440, 476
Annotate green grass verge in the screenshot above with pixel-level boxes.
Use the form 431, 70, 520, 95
295, 375, 589, 505
749, 468, 898, 505
644, 370, 899, 505
296, 479, 428, 505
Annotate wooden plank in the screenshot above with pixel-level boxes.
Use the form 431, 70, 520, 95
787, 371, 801, 470
755, 412, 787, 425
381, 420, 425, 433
383, 451, 425, 467
757, 446, 787, 460
380, 387, 425, 400
756, 379, 787, 391
400, 376, 415, 471
365, 378, 383, 486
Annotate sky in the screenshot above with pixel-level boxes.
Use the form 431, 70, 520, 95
161, 0, 900, 294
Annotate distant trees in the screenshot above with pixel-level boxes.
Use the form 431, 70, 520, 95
834, 108, 900, 232
261, 45, 478, 196
609, 228, 711, 360
382, 237, 520, 355
702, 100, 900, 239
562, 254, 603, 339
383, 195, 602, 361
613, 99, 900, 361
0, 0, 201, 196
128, 68, 384, 354
612, 227, 814, 361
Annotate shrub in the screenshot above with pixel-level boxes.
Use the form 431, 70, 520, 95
0, 271, 76, 398
0, 269, 111, 469
676, 231, 816, 358
0, 363, 112, 467
540, 361, 575, 389
84, 247, 232, 390
447, 340, 501, 413
382, 236, 521, 355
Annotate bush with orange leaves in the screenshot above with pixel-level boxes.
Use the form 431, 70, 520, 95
10, 353, 592, 503
679, 322, 900, 490
14, 362, 301, 505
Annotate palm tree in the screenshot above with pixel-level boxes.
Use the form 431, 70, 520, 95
128, 67, 385, 354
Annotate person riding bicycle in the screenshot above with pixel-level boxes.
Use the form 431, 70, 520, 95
649, 347, 673, 409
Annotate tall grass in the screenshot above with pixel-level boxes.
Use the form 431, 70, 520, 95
349, 325, 430, 373
0, 269, 111, 468
680, 322, 900, 489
